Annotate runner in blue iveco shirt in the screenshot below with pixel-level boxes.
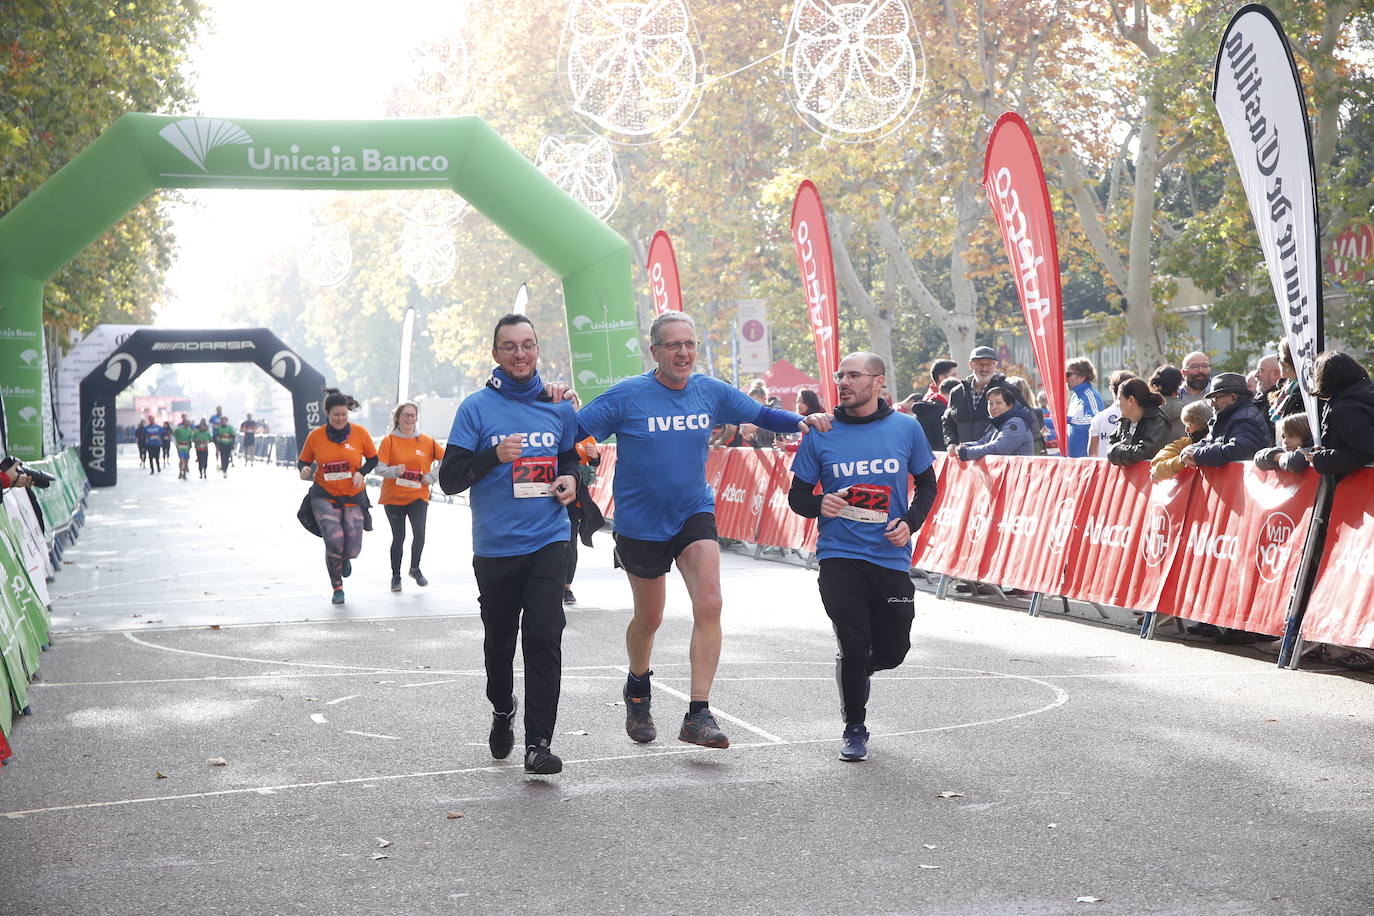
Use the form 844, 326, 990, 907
576, 310, 832, 749
789, 351, 938, 762
439, 314, 580, 777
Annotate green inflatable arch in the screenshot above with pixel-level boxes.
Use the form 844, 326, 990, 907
0, 114, 640, 460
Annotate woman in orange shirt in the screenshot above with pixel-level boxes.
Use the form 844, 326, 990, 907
297, 388, 377, 605
375, 401, 444, 592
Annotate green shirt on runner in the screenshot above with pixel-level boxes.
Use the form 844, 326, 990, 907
173, 424, 194, 447
215, 424, 235, 446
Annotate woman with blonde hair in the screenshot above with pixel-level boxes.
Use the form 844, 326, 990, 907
375, 401, 445, 592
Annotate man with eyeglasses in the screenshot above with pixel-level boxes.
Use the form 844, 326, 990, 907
1180, 352, 1212, 406
788, 352, 937, 761
439, 313, 580, 776
575, 310, 832, 748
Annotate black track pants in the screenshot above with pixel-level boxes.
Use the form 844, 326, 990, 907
473, 542, 568, 747
817, 557, 916, 726
384, 501, 428, 575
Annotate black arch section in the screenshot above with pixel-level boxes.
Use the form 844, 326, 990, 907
79, 328, 325, 487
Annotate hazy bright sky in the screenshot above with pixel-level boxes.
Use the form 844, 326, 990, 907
159, 0, 463, 328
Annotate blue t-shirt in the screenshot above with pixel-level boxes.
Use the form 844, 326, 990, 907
791, 411, 935, 572
577, 372, 769, 541
144, 424, 164, 447
447, 389, 577, 558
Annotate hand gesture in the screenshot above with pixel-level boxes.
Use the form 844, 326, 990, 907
801, 413, 833, 433
820, 487, 850, 518
496, 434, 524, 463
553, 474, 578, 506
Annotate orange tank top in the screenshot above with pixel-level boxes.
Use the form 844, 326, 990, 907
377, 433, 444, 505
298, 424, 376, 499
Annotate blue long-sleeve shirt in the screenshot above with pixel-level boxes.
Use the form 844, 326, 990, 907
1066, 380, 1105, 458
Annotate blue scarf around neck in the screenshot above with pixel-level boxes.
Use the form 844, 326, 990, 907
487, 366, 545, 402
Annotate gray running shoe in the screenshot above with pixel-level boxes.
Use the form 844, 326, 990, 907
678, 708, 730, 748
623, 684, 656, 743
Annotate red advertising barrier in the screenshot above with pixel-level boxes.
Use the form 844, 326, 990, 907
1302, 469, 1374, 648
1156, 464, 1319, 634
715, 448, 774, 541
980, 456, 1097, 595
911, 458, 1006, 582
754, 450, 816, 551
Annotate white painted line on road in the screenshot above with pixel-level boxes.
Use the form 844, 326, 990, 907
32, 671, 428, 688
344, 731, 401, 741
123, 631, 444, 673
55, 565, 254, 598
648, 675, 787, 745
325, 695, 359, 706
73, 592, 326, 610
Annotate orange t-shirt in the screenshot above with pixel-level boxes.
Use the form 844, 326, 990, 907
298, 424, 377, 499
377, 433, 444, 505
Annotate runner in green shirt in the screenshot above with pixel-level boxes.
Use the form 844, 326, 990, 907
192, 421, 213, 479
173, 417, 195, 480
214, 421, 236, 477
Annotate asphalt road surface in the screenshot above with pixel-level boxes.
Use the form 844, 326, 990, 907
1, 449, 1371, 915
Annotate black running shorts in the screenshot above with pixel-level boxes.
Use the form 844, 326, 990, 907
612, 512, 717, 579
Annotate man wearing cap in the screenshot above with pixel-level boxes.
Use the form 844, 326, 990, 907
941, 346, 1007, 447
1180, 372, 1271, 467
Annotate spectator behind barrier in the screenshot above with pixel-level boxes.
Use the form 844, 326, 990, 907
1308, 351, 1374, 478
1087, 369, 1136, 457
1180, 351, 1212, 405
1179, 372, 1271, 468
1254, 412, 1313, 473
1064, 357, 1105, 457
1036, 389, 1059, 451
1150, 365, 1186, 440
1267, 338, 1306, 435
1151, 400, 1215, 481
942, 346, 1007, 447
796, 388, 824, 416
1107, 378, 1173, 466
1005, 376, 1047, 455
951, 387, 1033, 460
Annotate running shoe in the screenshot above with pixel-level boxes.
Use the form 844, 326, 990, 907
524, 739, 562, 775
408, 568, 428, 587
623, 684, 656, 743
839, 723, 870, 761
562, 589, 576, 605
390, 575, 402, 592
331, 589, 345, 605
678, 708, 730, 748
342, 559, 352, 578
489, 698, 517, 760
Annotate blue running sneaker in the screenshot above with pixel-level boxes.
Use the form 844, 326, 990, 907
839, 723, 869, 761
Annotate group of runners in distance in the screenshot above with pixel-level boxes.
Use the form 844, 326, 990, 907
294, 310, 935, 773
135, 409, 264, 479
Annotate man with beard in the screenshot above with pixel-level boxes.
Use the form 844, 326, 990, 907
1180, 352, 1213, 406
575, 310, 831, 749
941, 346, 1007, 447
787, 352, 937, 761
439, 314, 580, 776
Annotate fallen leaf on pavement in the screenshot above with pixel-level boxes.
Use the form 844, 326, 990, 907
207, 758, 228, 766
918, 864, 941, 870
1075, 896, 1102, 903
209, 625, 221, 630
446, 812, 464, 819
376, 838, 390, 848
936, 791, 965, 799
155, 771, 167, 779
370, 854, 389, 861
922, 844, 936, 850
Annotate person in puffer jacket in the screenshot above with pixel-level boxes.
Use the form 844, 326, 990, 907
1179, 372, 1271, 468
951, 386, 1033, 460
1308, 351, 1374, 478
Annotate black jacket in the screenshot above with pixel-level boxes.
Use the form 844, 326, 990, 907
1190, 398, 1272, 466
1311, 378, 1374, 477
911, 399, 945, 452
941, 372, 1007, 447
1106, 405, 1172, 466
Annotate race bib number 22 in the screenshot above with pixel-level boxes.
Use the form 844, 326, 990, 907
838, 484, 891, 524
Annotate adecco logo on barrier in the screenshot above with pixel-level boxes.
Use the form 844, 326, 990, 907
1256, 511, 1297, 582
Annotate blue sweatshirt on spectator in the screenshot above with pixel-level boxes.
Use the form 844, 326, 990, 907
1067, 380, 1105, 457
958, 404, 1035, 459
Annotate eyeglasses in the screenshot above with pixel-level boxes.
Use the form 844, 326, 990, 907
1185, 362, 1210, 371
495, 342, 539, 354
833, 371, 881, 383
655, 339, 698, 352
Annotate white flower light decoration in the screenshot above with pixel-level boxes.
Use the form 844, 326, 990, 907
400, 222, 456, 286
785, 0, 925, 141
535, 135, 621, 220
561, 0, 704, 142
392, 36, 470, 117
391, 188, 468, 227
296, 222, 352, 288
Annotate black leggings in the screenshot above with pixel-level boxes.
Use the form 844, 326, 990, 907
472, 542, 568, 747
147, 448, 161, 472
217, 443, 232, 472
196, 448, 209, 472
384, 501, 428, 575
817, 558, 916, 726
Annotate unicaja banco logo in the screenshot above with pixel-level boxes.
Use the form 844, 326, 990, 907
160, 118, 253, 171
17, 406, 38, 423
18, 349, 38, 365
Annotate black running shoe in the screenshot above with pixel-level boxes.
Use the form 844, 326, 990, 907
678, 708, 730, 748
489, 698, 517, 760
839, 723, 870, 761
408, 567, 428, 587
562, 588, 576, 605
524, 739, 562, 775
390, 575, 402, 592
623, 683, 656, 743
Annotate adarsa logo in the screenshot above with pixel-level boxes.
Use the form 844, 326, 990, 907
152, 341, 256, 352
89, 404, 108, 472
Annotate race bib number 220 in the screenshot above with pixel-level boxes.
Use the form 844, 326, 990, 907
512, 456, 556, 498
